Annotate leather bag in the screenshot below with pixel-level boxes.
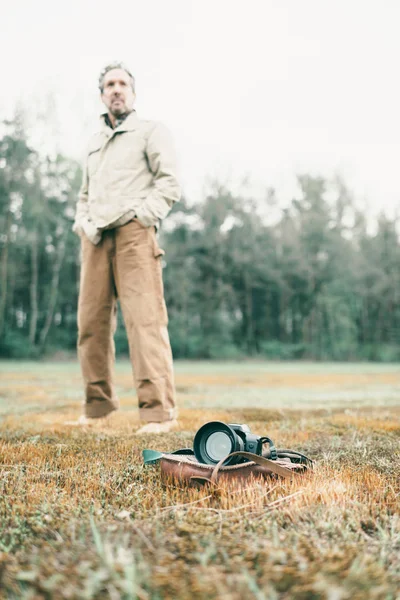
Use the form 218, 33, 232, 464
143, 448, 312, 487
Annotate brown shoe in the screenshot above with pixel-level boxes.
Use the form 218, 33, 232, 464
136, 419, 179, 435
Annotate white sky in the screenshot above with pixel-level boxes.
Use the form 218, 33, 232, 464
1, 0, 400, 216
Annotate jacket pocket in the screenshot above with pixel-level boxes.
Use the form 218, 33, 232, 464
153, 239, 165, 259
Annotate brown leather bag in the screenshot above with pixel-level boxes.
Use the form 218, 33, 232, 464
144, 448, 312, 487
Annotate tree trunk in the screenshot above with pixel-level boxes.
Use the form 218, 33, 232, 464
39, 234, 66, 350
0, 209, 12, 338
29, 230, 39, 345
244, 272, 253, 353
279, 287, 288, 343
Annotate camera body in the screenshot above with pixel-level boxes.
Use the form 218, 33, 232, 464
229, 423, 263, 456
193, 421, 263, 466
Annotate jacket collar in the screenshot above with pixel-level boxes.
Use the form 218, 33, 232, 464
100, 110, 139, 134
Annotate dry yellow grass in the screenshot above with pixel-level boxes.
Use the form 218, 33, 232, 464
0, 360, 399, 599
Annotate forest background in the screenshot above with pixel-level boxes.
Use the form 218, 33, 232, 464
1, 112, 399, 363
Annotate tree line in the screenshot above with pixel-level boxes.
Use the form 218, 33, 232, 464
1, 115, 400, 361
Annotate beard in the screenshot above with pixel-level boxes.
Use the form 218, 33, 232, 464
110, 105, 127, 117
109, 99, 127, 116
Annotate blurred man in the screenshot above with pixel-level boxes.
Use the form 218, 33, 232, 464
72, 62, 180, 433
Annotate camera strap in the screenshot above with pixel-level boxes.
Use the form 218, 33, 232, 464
260, 437, 278, 460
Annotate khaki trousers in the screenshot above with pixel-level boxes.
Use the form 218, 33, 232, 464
77, 219, 176, 422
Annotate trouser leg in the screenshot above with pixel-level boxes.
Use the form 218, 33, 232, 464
114, 219, 177, 422
77, 232, 119, 418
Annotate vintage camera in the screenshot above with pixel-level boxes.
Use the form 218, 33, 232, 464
193, 421, 263, 466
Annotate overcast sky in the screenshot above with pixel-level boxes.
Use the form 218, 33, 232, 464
2, 0, 400, 216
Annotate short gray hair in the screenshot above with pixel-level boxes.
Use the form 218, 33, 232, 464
98, 62, 135, 93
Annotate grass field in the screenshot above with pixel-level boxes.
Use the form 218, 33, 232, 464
0, 360, 399, 599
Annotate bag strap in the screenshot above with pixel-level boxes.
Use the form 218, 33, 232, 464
143, 447, 312, 468
210, 451, 294, 484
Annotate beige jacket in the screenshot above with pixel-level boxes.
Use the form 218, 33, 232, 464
73, 111, 180, 244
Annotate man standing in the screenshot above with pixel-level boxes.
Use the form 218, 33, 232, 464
72, 62, 180, 434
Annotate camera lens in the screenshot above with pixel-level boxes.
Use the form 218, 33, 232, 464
193, 421, 244, 465
205, 431, 233, 462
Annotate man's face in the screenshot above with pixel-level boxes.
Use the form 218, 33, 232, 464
101, 68, 135, 117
